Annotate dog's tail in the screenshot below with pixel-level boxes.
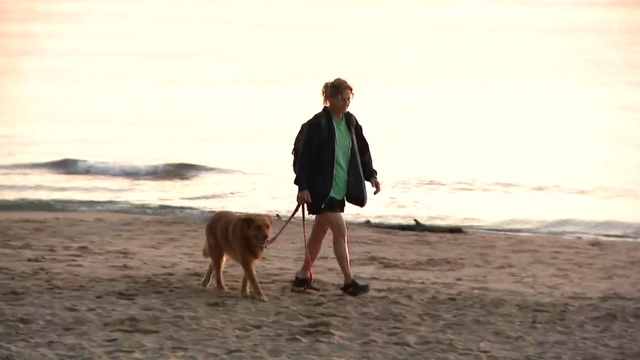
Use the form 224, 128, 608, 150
202, 226, 212, 258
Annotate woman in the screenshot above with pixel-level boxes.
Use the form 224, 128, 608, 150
292, 78, 381, 296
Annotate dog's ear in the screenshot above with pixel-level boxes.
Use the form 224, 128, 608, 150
267, 216, 274, 225
241, 216, 255, 228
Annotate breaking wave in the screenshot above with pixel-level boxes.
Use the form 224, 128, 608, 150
0, 158, 236, 180
0, 199, 211, 217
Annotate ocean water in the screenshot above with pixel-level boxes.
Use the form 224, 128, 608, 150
1, 0, 639, 240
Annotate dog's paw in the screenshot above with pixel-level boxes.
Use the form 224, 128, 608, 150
255, 294, 268, 302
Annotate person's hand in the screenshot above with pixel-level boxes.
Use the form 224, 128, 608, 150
370, 178, 381, 195
297, 190, 311, 204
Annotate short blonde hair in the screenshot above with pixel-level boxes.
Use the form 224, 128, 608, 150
322, 78, 354, 105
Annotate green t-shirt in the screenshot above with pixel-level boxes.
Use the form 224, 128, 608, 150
329, 114, 351, 200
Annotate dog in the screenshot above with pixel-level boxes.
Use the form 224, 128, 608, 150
200, 211, 273, 301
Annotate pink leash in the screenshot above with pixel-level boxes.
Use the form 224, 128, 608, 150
266, 203, 313, 283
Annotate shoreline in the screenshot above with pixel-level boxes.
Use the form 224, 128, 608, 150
1, 197, 639, 242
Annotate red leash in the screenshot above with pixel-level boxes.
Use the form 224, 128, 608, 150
266, 203, 313, 283
301, 203, 313, 282
265, 203, 300, 247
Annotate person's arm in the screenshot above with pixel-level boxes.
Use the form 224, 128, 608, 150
293, 118, 318, 191
353, 117, 378, 182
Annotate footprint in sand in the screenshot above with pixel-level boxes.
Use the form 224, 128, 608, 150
307, 320, 333, 329
206, 301, 226, 307
3, 288, 24, 295
590, 312, 619, 329
105, 348, 137, 355
225, 349, 244, 355
115, 291, 138, 301
110, 327, 160, 335
170, 346, 189, 352
104, 316, 141, 327
110, 264, 135, 270
302, 320, 344, 337
103, 315, 161, 335
14, 316, 36, 325
65, 263, 84, 268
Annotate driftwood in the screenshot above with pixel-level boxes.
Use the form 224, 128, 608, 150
361, 219, 465, 234
273, 213, 465, 234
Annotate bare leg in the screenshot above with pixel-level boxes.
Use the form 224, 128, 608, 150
201, 263, 214, 288
326, 212, 353, 283
297, 214, 330, 278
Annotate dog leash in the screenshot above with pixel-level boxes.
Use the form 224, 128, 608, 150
265, 203, 301, 247
265, 202, 314, 283
301, 203, 313, 283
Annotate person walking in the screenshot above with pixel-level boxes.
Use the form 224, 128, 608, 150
291, 78, 381, 296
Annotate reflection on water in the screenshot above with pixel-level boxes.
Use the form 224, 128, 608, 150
1, 0, 639, 234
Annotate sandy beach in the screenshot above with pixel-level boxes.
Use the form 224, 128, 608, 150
0, 211, 639, 360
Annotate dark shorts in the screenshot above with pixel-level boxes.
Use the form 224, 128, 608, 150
310, 196, 345, 215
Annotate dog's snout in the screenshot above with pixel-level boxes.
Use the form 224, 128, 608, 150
255, 233, 269, 243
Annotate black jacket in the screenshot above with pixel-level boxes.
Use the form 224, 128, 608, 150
294, 106, 378, 214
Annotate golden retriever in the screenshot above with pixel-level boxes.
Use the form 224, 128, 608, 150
200, 211, 273, 301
